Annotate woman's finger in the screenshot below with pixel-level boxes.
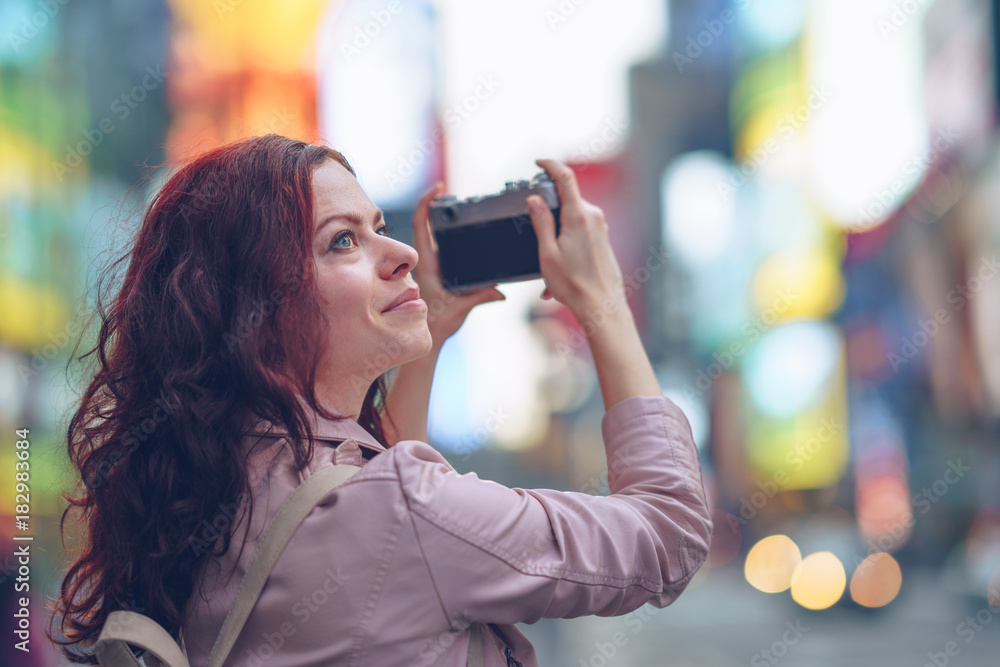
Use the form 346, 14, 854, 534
535, 159, 582, 213
472, 287, 506, 304
527, 195, 559, 261
412, 181, 443, 257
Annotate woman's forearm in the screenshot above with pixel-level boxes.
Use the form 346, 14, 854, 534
382, 345, 442, 446
579, 298, 662, 411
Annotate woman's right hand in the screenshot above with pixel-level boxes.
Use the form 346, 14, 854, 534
526, 159, 627, 321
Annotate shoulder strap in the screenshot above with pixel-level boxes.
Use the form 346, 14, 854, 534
467, 622, 483, 667
207, 463, 361, 667
95, 611, 190, 667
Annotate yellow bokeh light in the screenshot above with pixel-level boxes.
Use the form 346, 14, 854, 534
791, 551, 846, 610
751, 247, 845, 321
745, 535, 802, 593
167, 0, 329, 72
0, 277, 69, 352
849, 552, 902, 608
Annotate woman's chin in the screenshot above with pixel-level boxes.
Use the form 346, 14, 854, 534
416, 328, 435, 357
392, 327, 435, 366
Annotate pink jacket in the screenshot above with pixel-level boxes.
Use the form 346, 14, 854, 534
182, 394, 712, 666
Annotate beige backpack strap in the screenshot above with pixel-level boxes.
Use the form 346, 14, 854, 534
206, 464, 361, 667
467, 622, 483, 667
95, 610, 190, 667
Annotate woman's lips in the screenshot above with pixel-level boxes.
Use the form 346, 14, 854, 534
384, 298, 427, 312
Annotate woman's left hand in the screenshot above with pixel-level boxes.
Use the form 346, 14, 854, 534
410, 182, 506, 348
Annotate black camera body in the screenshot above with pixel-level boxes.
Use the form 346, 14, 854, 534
429, 173, 561, 295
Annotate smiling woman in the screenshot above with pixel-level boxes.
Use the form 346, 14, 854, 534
48, 133, 712, 667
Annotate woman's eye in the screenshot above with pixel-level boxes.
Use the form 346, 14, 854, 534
329, 225, 392, 251
330, 231, 355, 250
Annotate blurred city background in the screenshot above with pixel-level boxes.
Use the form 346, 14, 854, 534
2, 0, 1000, 665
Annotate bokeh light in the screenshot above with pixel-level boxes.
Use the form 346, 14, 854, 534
745, 535, 802, 593
849, 552, 903, 608
744, 321, 841, 418
791, 551, 847, 610
661, 151, 737, 267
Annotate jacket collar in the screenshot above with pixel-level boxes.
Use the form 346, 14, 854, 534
241, 393, 387, 454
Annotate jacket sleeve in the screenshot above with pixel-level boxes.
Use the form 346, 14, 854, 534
393, 394, 713, 627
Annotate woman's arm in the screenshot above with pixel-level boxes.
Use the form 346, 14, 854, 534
382, 343, 442, 446
392, 160, 711, 626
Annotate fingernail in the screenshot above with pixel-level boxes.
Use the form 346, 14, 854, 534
527, 196, 543, 213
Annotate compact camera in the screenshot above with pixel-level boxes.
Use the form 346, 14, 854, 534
429, 173, 561, 295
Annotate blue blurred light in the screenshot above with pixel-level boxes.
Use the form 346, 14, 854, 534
744, 321, 841, 417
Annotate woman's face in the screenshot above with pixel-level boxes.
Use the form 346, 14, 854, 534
309, 160, 432, 387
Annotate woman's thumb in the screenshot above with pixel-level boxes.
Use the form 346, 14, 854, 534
484, 287, 506, 303
465, 287, 506, 306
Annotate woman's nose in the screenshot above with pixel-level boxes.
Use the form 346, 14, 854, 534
385, 237, 419, 277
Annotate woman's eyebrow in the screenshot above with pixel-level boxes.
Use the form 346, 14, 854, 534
315, 209, 385, 236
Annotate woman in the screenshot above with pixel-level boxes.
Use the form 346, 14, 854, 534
48, 134, 713, 666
